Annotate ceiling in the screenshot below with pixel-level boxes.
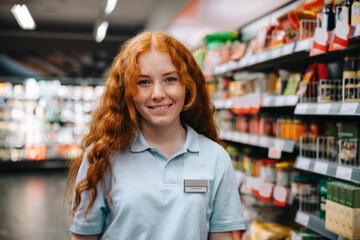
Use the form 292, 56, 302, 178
0, 0, 295, 54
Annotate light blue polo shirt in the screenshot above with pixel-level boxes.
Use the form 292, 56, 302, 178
70, 124, 246, 240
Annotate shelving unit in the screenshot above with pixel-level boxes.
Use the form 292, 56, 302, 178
212, 23, 360, 239
0, 77, 105, 170
294, 211, 338, 240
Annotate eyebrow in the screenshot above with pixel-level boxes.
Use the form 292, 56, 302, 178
139, 71, 178, 78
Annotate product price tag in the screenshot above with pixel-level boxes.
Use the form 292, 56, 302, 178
257, 52, 269, 62
213, 99, 222, 109
340, 102, 358, 115
224, 99, 233, 109
258, 136, 269, 147
295, 211, 310, 226
248, 55, 258, 65
268, 147, 282, 159
249, 135, 258, 145
232, 131, 242, 142
224, 131, 232, 140
313, 161, 329, 175
262, 96, 272, 107
275, 96, 286, 106
335, 166, 352, 181
315, 103, 331, 114
239, 57, 249, 67
286, 95, 299, 106
281, 43, 295, 56
294, 103, 308, 114
239, 133, 248, 143
270, 48, 282, 59
295, 157, 311, 170
295, 38, 313, 52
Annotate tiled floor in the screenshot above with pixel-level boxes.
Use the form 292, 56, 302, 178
0, 170, 72, 240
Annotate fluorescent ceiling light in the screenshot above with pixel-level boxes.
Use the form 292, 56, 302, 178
11, 4, 36, 30
95, 21, 109, 43
105, 0, 117, 15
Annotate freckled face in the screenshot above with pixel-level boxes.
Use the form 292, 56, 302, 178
133, 50, 186, 130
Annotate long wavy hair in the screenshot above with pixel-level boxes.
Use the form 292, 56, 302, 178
66, 31, 221, 220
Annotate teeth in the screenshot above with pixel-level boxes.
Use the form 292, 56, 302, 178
152, 105, 170, 109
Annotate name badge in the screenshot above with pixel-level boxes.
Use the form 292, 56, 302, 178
184, 179, 208, 193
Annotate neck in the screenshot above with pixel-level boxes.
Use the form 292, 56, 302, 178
140, 121, 187, 159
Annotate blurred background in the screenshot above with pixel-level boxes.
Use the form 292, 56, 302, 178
1, 0, 360, 240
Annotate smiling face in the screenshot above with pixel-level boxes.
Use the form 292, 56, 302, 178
133, 49, 186, 131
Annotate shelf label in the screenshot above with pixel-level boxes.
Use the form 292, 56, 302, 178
295, 103, 308, 114
240, 133, 248, 143
248, 55, 258, 65
270, 48, 282, 59
262, 96, 272, 107
335, 166, 352, 181
258, 136, 269, 147
257, 52, 269, 62
268, 147, 282, 159
315, 103, 331, 114
239, 57, 249, 67
224, 99, 233, 109
313, 161, 329, 175
249, 135, 258, 145
286, 95, 299, 106
281, 43, 295, 56
295, 38, 313, 52
340, 102, 358, 115
295, 157, 311, 170
275, 96, 286, 106
232, 131, 242, 142
295, 211, 310, 226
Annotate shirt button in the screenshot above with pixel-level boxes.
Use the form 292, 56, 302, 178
165, 164, 170, 169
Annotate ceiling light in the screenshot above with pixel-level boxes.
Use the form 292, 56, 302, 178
95, 21, 109, 43
105, 0, 117, 15
11, 4, 36, 30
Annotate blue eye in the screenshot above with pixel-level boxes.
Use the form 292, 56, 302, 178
166, 77, 177, 82
138, 79, 150, 85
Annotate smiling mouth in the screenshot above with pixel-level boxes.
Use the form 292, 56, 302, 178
149, 104, 172, 110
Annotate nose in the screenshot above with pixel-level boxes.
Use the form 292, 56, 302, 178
151, 82, 165, 100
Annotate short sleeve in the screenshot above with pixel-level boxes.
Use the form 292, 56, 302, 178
69, 148, 109, 235
209, 152, 246, 232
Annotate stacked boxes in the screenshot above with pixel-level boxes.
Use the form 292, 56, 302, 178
325, 181, 360, 239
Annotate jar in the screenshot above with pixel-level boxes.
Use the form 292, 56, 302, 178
293, 119, 305, 141
265, 159, 277, 183
259, 159, 267, 180
275, 162, 293, 187
291, 175, 312, 198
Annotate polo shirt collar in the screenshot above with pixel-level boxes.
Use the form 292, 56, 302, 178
130, 124, 200, 153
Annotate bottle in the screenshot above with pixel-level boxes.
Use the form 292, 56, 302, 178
343, 0, 354, 24
343, 53, 357, 101
352, 0, 360, 25
335, 0, 344, 24
323, 0, 336, 31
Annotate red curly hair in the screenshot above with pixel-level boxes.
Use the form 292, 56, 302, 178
66, 31, 221, 220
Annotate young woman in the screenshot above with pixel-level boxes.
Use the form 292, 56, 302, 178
66, 31, 246, 240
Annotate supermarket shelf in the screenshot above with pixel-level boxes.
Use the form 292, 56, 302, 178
294, 102, 360, 116
219, 130, 295, 153
0, 159, 68, 171
214, 38, 313, 75
295, 156, 360, 184
294, 211, 338, 240
213, 95, 298, 110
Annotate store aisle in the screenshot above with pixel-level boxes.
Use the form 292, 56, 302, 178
0, 170, 71, 240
